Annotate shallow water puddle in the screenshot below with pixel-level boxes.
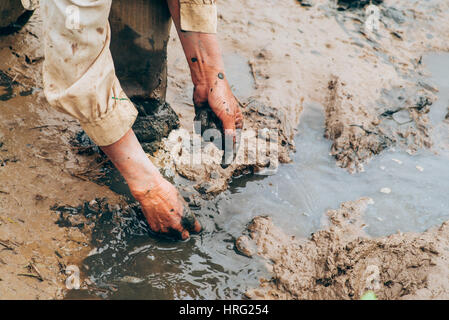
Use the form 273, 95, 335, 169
71, 53, 449, 299
224, 53, 449, 239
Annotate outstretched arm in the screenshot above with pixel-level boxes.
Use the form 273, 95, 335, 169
166, 0, 243, 137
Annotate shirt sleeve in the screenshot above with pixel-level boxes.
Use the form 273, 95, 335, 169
180, 0, 217, 33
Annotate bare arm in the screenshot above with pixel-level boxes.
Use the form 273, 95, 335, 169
166, 0, 243, 136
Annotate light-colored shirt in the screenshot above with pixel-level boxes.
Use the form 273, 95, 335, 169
180, 0, 217, 33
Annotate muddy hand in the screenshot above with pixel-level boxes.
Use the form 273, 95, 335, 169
133, 178, 201, 240
194, 76, 244, 167
194, 74, 243, 140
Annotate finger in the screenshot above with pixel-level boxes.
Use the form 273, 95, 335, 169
219, 110, 236, 138
181, 230, 190, 240
235, 109, 244, 129
181, 205, 202, 233
223, 116, 236, 131
167, 226, 189, 240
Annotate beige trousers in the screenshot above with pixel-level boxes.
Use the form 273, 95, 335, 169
41, 0, 216, 146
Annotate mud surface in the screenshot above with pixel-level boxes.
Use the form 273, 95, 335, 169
131, 98, 180, 154
239, 198, 449, 300
1, 0, 449, 300
0, 9, 124, 299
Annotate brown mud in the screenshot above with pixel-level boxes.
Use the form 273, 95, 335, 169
237, 198, 449, 300
153, 99, 297, 195
0, 9, 124, 299
1, 0, 449, 299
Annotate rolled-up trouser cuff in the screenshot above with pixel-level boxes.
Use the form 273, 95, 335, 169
180, 2, 217, 33
80, 99, 138, 146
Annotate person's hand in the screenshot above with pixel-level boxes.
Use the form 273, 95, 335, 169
132, 177, 201, 240
193, 72, 243, 138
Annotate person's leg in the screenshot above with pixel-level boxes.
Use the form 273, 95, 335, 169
109, 0, 172, 100
41, 0, 200, 239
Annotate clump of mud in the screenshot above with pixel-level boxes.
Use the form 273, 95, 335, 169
237, 198, 449, 300
337, 0, 383, 11
325, 76, 436, 172
131, 98, 180, 154
325, 77, 391, 172
379, 91, 434, 153
155, 100, 299, 195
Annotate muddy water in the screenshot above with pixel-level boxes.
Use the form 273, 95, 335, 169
226, 53, 449, 240
69, 53, 449, 300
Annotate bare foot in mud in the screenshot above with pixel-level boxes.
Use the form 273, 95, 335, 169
132, 177, 201, 240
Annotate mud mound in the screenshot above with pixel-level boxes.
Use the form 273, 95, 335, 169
238, 198, 449, 300
131, 98, 180, 154
325, 77, 391, 172
325, 76, 436, 172
156, 101, 299, 195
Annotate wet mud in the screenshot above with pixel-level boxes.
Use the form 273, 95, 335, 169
1, 0, 449, 300
155, 99, 298, 195
0, 8, 124, 299
131, 98, 180, 154
0, 1, 33, 35
238, 198, 449, 300
325, 76, 391, 172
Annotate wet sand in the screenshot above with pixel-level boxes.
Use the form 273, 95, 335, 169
0, 10, 124, 299
1, 0, 449, 299
167, 0, 449, 299
238, 198, 449, 300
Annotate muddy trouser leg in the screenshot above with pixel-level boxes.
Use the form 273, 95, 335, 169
109, 0, 172, 101
41, 0, 138, 147
108, 0, 176, 154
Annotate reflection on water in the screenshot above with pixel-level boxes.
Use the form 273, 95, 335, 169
67, 53, 449, 300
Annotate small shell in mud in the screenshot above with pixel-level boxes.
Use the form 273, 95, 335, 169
380, 187, 392, 194
416, 165, 424, 172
